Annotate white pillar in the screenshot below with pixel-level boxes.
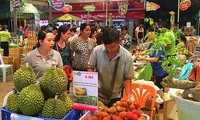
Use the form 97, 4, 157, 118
106, 0, 108, 26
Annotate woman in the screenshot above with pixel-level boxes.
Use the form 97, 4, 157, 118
137, 27, 168, 89
22, 31, 63, 80
70, 23, 96, 71
89, 26, 97, 42
53, 25, 72, 67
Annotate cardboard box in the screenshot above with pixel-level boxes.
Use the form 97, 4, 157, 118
2, 57, 13, 64
9, 47, 24, 59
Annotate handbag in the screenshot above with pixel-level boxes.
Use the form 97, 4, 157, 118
98, 57, 120, 105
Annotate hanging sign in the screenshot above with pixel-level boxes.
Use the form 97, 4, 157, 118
180, 0, 191, 11
146, 1, 160, 11
48, 0, 65, 11
118, 4, 128, 15
62, 4, 72, 13
83, 5, 96, 12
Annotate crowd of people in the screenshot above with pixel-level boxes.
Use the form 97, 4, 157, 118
18, 23, 135, 106
1, 22, 199, 107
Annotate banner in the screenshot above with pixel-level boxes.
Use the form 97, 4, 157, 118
146, 1, 160, 11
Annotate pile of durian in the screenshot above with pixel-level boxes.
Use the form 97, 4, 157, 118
5, 66, 73, 119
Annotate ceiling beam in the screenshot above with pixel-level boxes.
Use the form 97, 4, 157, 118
26, 0, 48, 6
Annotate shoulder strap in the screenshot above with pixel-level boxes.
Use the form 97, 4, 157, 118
111, 57, 120, 92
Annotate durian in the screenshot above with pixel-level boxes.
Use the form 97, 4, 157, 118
42, 98, 68, 119
18, 84, 44, 115
13, 66, 37, 92
40, 68, 67, 98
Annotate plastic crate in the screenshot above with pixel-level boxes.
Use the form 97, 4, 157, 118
1, 107, 82, 120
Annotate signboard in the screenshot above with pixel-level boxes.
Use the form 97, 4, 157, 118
48, 0, 65, 11
72, 71, 98, 111
186, 22, 191, 27
180, 0, 191, 11
34, 13, 40, 28
62, 4, 72, 13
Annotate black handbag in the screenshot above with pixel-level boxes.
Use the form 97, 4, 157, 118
98, 57, 120, 105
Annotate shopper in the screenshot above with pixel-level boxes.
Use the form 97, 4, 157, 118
120, 26, 132, 51
70, 23, 96, 71
0, 25, 11, 56
68, 28, 77, 42
53, 25, 72, 67
22, 31, 63, 80
16, 25, 23, 36
135, 24, 144, 44
89, 26, 97, 42
88, 27, 134, 107
52, 27, 58, 36
53, 25, 72, 92
23, 26, 29, 38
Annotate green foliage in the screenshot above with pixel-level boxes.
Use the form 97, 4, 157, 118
144, 27, 183, 77
144, 18, 154, 26
162, 56, 182, 77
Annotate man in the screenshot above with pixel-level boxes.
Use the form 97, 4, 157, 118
88, 27, 134, 106
0, 25, 11, 56
16, 25, 23, 36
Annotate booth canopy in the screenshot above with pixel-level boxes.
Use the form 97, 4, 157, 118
58, 14, 82, 21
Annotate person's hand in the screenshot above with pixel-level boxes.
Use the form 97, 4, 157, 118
134, 53, 139, 58
137, 56, 143, 61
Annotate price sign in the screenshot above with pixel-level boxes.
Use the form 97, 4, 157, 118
72, 71, 98, 111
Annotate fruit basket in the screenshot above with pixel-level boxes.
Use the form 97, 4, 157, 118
1, 107, 82, 120
169, 88, 200, 120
